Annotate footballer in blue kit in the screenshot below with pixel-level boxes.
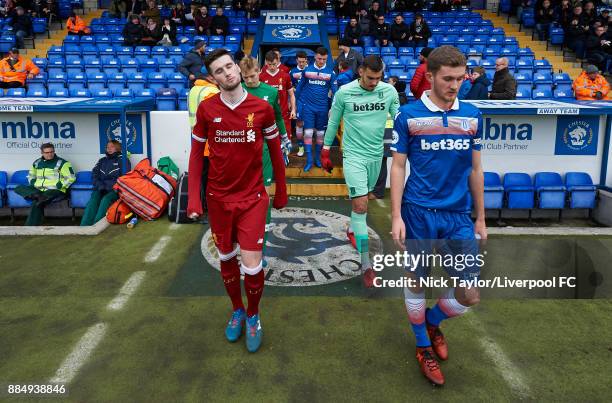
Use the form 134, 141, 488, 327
289, 51, 309, 156
390, 46, 487, 386
295, 47, 337, 171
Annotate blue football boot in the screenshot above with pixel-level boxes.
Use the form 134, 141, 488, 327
225, 308, 246, 342
246, 314, 263, 353
304, 144, 313, 172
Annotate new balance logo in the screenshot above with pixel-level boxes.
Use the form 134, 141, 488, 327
421, 138, 471, 151
213, 117, 222, 122
246, 129, 256, 142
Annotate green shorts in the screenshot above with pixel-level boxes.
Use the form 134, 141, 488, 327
262, 144, 273, 186
343, 158, 382, 199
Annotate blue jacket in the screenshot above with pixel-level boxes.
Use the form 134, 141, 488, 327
92, 152, 130, 192
465, 75, 491, 100
458, 79, 472, 99
335, 69, 353, 88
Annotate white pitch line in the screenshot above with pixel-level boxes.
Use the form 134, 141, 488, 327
49, 323, 107, 385
169, 223, 181, 231
106, 271, 146, 312
374, 199, 388, 209
467, 315, 531, 399
144, 235, 172, 263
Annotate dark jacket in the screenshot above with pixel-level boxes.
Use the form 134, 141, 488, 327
11, 14, 32, 35
465, 75, 491, 100
489, 68, 517, 100
390, 21, 410, 43
334, 48, 363, 74
344, 24, 362, 45
122, 21, 145, 46
178, 49, 206, 81
586, 32, 612, 56
409, 21, 431, 41
195, 13, 212, 35
92, 152, 130, 192
210, 15, 229, 35
373, 22, 390, 41
160, 22, 177, 45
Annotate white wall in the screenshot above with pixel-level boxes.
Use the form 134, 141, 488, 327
150, 111, 191, 173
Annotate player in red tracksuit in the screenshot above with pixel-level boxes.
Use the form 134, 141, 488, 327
187, 48, 288, 353
260, 50, 296, 139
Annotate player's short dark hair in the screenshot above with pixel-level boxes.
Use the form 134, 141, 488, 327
40, 142, 54, 151
204, 48, 234, 75
339, 60, 349, 70
265, 50, 279, 62
315, 47, 328, 56
296, 50, 307, 59
427, 45, 466, 75
360, 55, 384, 73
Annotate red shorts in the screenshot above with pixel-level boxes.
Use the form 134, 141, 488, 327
207, 194, 269, 256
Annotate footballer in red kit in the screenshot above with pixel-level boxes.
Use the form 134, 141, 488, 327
187, 49, 288, 353
260, 50, 296, 138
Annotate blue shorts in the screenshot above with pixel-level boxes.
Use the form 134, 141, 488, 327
300, 107, 328, 131
401, 203, 481, 281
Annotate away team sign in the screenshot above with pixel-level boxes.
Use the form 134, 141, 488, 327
263, 11, 319, 44
202, 208, 382, 287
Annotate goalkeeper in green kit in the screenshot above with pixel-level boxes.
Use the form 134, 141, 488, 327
239, 56, 291, 267
321, 55, 400, 287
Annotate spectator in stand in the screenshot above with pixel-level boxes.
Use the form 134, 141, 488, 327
535, 0, 555, 41
0, 48, 39, 88
406, 0, 424, 12
245, 0, 260, 19
336, 0, 352, 18
410, 47, 432, 99
195, 6, 212, 36
140, 17, 161, 45
159, 17, 177, 46
210, 6, 229, 36
335, 38, 363, 74
172, 2, 188, 27
458, 67, 472, 99
490, 57, 517, 99
516, 0, 532, 23
178, 40, 207, 87
15, 143, 75, 226
433, 0, 452, 12
232, 0, 246, 12
567, 6, 589, 59
123, 14, 145, 46
556, 0, 573, 30
109, 0, 127, 19
408, 13, 431, 49
586, 25, 612, 73
368, 1, 384, 26
573, 64, 610, 100
80, 140, 130, 226
260, 0, 277, 10
10, 7, 32, 49
390, 14, 411, 48
66, 11, 90, 36
335, 60, 353, 88
307, 0, 325, 10
373, 14, 391, 47
344, 17, 363, 47
130, 0, 146, 16
388, 75, 408, 104
1, 0, 16, 18
581, 1, 597, 27
141, 0, 160, 25
348, 0, 363, 19
358, 9, 370, 34
596, 9, 609, 26
464, 66, 491, 100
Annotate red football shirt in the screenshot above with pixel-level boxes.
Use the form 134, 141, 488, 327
259, 68, 292, 117
192, 92, 279, 202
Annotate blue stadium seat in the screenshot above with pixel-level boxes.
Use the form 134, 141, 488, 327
7, 170, 32, 209
120, 58, 139, 75
70, 171, 94, 211
516, 85, 532, 99
127, 72, 147, 91
565, 172, 597, 209
151, 46, 167, 63
32, 58, 47, 70
533, 59, 552, 75
364, 46, 380, 56
178, 88, 189, 111
534, 172, 566, 211
0, 170, 7, 208
147, 72, 167, 91
6, 88, 25, 97
156, 88, 177, 111
553, 72, 572, 85
136, 88, 155, 98
70, 88, 92, 97
108, 73, 127, 92
553, 87, 573, 101
514, 72, 532, 83
86, 72, 107, 92
66, 58, 84, 74
49, 88, 69, 97
63, 35, 80, 44
549, 27, 564, 46
92, 88, 112, 98
140, 59, 158, 74
532, 88, 553, 100
484, 172, 504, 213
114, 87, 134, 100
504, 172, 535, 209
159, 59, 177, 75
209, 35, 224, 45
167, 73, 187, 92
27, 87, 47, 97
103, 59, 121, 75
67, 72, 87, 92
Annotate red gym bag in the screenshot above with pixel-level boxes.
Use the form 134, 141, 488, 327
114, 158, 177, 220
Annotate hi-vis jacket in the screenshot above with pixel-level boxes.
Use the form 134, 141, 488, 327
28, 155, 76, 192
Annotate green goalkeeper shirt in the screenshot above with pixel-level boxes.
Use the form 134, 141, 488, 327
242, 82, 287, 137
324, 79, 400, 160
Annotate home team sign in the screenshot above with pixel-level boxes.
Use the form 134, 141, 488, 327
263, 11, 320, 44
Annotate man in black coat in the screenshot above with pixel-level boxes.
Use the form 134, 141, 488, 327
489, 57, 517, 100
122, 14, 145, 46
10, 7, 32, 49
372, 15, 391, 47
178, 40, 207, 87
344, 17, 363, 47
390, 14, 410, 48
210, 6, 230, 36
586, 25, 612, 73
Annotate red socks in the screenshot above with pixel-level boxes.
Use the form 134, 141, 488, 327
244, 269, 265, 317
220, 257, 244, 311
